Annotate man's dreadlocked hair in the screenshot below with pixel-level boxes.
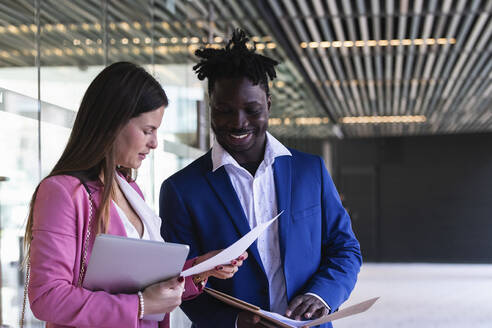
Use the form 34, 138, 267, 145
193, 29, 279, 96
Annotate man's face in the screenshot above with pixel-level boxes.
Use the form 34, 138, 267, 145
210, 77, 271, 164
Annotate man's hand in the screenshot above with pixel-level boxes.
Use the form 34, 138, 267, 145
237, 311, 261, 328
285, 295, 329, 320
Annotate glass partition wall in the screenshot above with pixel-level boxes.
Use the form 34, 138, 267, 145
0, 1, 211, 326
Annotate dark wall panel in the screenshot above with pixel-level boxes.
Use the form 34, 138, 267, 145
334, 133, 492, 263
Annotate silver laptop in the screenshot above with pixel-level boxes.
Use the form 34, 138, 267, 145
83, 234, 189, 320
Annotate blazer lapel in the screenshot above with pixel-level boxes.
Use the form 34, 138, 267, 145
273, 156, 292, 269
205, 165, 266, 275
205, 167, 251, 236
83, 180, 127, 237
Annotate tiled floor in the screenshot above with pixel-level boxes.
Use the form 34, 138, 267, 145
335, 263, 492, 328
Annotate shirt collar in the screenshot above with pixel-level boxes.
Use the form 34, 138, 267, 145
211, 131, 291, 172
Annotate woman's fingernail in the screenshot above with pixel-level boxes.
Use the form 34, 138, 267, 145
178, 276, 184, 283
231, 260, 237, 265
238, 255, 245, 260
216, 266, 223, 270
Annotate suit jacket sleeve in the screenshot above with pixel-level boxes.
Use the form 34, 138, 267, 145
301, 156, 362, 311
29, 177, 140, 327
160, 179, 239, 327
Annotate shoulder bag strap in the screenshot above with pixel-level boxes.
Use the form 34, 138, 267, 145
20, 180, 94, 327
77, 181, 94, 287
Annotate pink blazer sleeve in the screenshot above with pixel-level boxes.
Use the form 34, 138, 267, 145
182, 258, 206, 300
29, 177, 140, 327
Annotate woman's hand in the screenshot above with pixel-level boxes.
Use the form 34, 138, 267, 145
141, 276, 185, 315
194, 250, 248, 280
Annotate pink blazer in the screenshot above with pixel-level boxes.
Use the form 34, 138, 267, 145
29, 175, 202, 328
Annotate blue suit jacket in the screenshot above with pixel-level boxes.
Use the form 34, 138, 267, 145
160, 148, 362, 327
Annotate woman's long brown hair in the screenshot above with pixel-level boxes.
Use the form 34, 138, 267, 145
23, 62, 168, 264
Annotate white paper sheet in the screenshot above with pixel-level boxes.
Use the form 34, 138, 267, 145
259, 309, 313, 327
180, 211, 283, 277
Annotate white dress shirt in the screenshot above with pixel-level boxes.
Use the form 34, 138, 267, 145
212, 131, 291, 313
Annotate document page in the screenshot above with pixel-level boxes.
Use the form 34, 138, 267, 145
181, 211, 283, 277
258, 310, 313, 327
259, 297, 380, 327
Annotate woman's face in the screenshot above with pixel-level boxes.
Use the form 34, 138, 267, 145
114, 106, 165, 169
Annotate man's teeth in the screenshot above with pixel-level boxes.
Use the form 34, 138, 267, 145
230, 133, 249, 139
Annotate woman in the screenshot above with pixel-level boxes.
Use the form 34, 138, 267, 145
23, 62, 247, 327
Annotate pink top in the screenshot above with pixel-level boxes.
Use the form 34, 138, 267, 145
29, 175, 202, 328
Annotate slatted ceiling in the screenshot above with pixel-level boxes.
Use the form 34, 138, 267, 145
264, 0, 491, 137
0, 1, 490, 138
446, 13, 490, 110
266, 0, 338, 120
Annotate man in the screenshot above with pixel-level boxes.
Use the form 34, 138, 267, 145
160, 29, 361, 327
